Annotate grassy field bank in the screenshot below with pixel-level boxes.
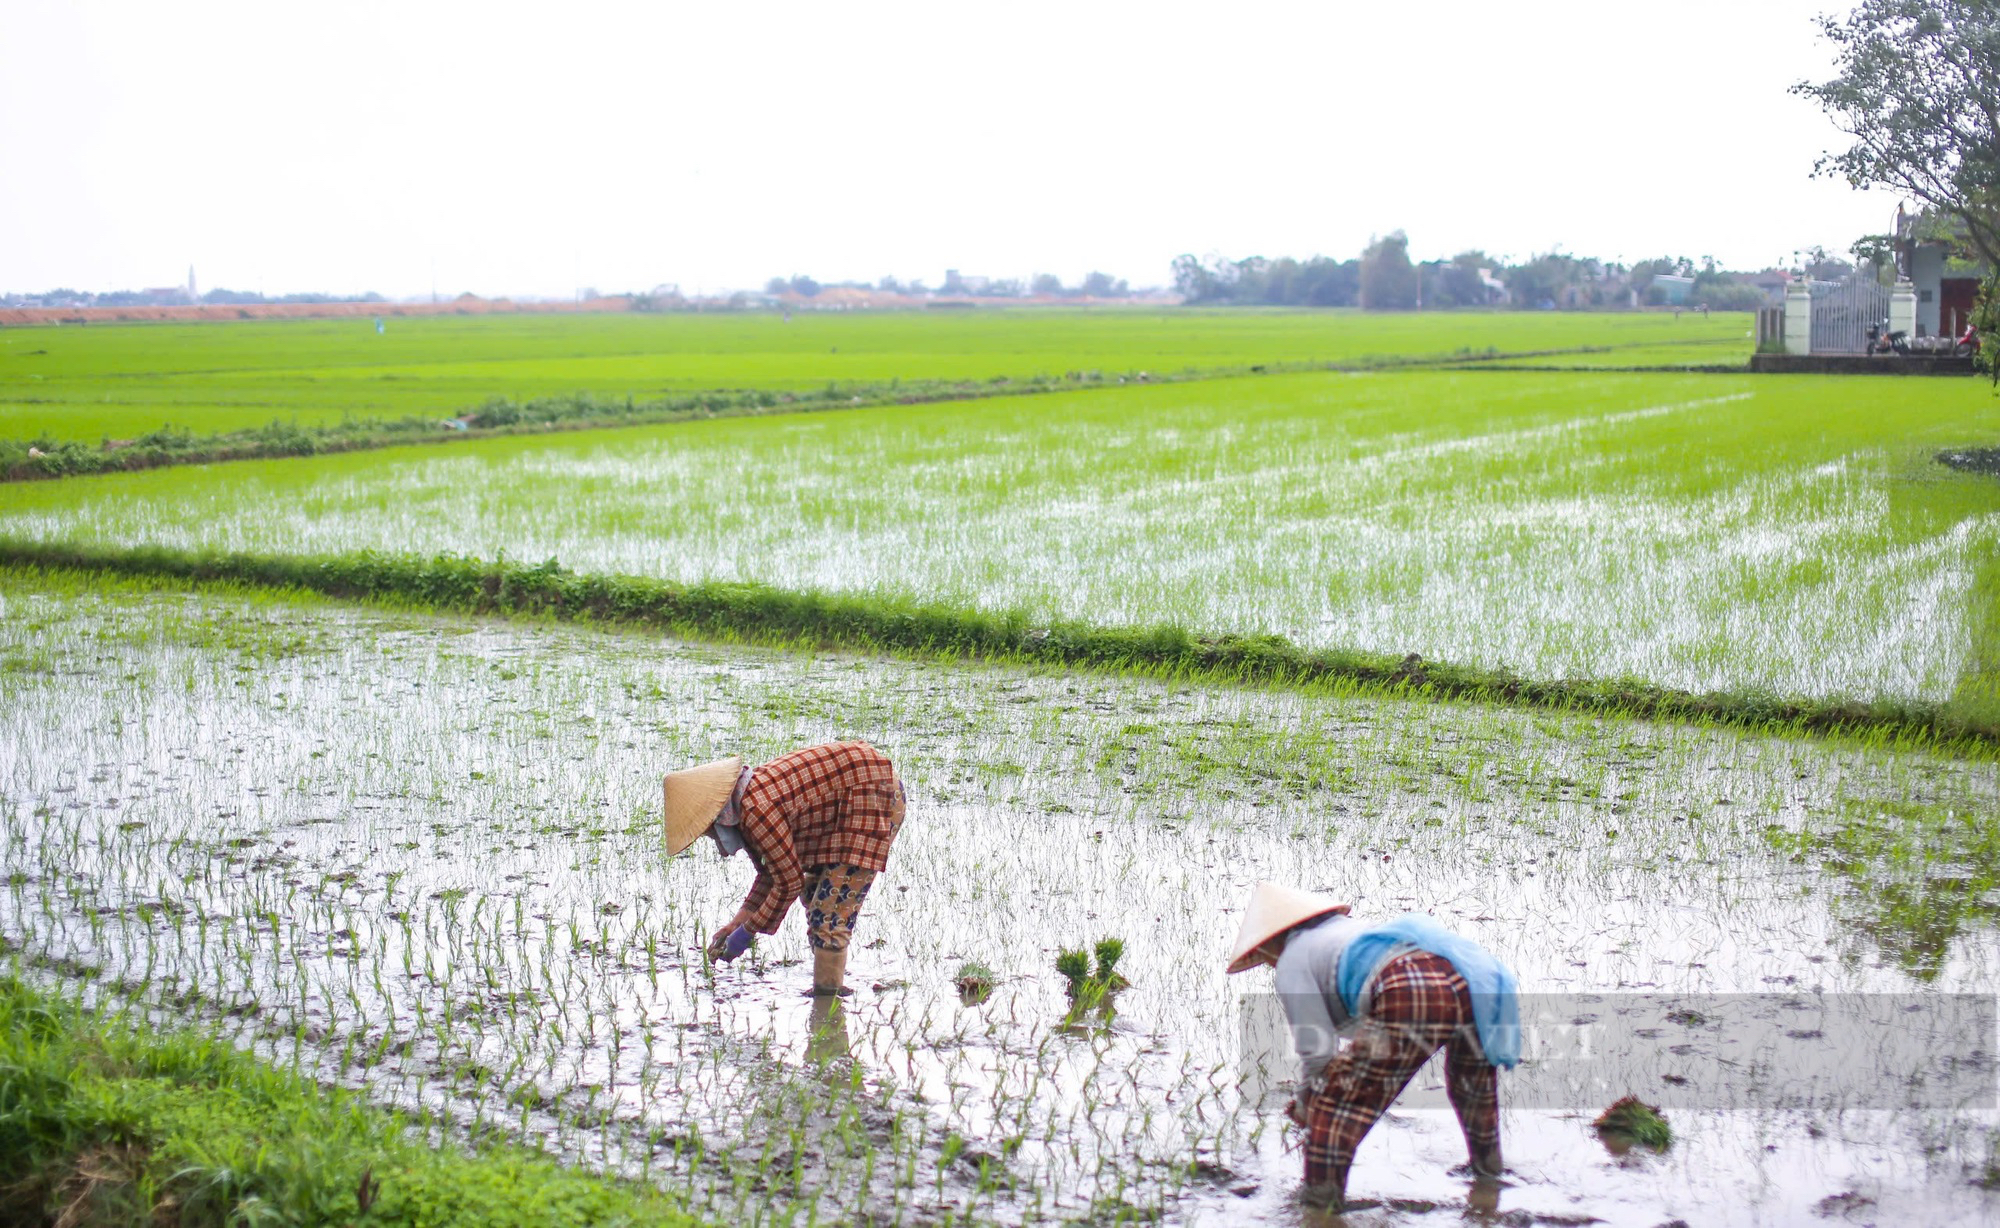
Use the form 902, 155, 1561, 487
3, 368, 1994, 708
0, 309, 1751, 443
0, 542, 1984, 747
3, 573, 1996, 1224
0, 976, 701, 1227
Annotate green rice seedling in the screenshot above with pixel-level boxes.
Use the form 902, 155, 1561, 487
1054, 949, 1091, 1000
1092, 939, 1129, 992
1594, 1096, 1673, 1152
1054, 939, 1132, 1017
954, 960, 995, 1004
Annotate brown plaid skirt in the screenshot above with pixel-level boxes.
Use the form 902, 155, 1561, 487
1302, 949, 1499, 1186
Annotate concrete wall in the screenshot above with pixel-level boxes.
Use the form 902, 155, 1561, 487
1750, 353, 1974, 374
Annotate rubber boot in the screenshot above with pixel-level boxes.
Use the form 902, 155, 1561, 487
1303, 1163, 1348, 1212
1470, 1143, 1504, 1178
806, 946, 851, 997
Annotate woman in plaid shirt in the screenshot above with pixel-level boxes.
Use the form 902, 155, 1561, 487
1227, 881, 1517, 1210
663, 741, 906, 997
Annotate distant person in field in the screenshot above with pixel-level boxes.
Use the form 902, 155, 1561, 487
664, 742, 905, 997
1226, 882, 1519, 1211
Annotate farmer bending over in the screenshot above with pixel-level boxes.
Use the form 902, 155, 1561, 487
664, 741, 906, 996
1226, 882, 1518, 1211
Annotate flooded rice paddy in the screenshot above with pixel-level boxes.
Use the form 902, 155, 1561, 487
1, 372, 1995, 704
5, 576, 1999, 1223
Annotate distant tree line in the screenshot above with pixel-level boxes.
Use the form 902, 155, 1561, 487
194, 289, 388, 306
1170, 231, 1844, 311
765, 270, 1130, 298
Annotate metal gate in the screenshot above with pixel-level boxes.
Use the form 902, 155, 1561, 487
1810, 274, 1892, 354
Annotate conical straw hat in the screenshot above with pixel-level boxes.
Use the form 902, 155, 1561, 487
663, 756, 742, 855
1224, 881, 1350, 974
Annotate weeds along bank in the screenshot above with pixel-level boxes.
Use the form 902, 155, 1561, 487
3, 576, 1998, 1224
0, 539, 1985, 749
2, 369, 1996, 715
0, 979, 702, 1228
0, 309, 1752, 444
1, 376, 1097, 482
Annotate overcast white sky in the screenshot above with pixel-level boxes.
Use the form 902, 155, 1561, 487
2, 0, 1902, 298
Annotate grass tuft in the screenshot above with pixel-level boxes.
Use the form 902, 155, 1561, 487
0, 976, 703, 1227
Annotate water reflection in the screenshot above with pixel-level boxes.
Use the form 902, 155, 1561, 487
807, 994, 852, 1066
1768, 800, 2000, 981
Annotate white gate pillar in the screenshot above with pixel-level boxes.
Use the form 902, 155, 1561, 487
1783, 281, 1813, 355
1890, 278, 1917, 337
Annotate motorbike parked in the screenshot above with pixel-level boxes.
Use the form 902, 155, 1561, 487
1866, 320, 1908, 355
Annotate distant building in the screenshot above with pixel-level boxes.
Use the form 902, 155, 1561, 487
1894, 208, 1986, 337
1747, 269, 1792, 306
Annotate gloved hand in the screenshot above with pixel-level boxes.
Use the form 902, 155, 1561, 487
706, 915, 751, 961
713, 925, 752, 962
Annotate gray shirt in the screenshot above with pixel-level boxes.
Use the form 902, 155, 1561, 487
1274, 913, 1411, 1095
708, 766, 756, 857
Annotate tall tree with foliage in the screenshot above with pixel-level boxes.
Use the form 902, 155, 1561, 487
1171, 252, 1358, 306
1433, 251, 1499, 307
1080, 270, 1129, 297
1795, 1, 2000, 265
1796, 1, 2000, 376
1358, 232, 1418, 310
1506, 251, 1584, 309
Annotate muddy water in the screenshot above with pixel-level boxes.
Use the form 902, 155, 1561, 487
2, 579, 1997, 1225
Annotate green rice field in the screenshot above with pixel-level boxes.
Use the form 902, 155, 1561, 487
6, 308, 2000, 1226
0, 309, 1750, 443
4, 367, 1995, 708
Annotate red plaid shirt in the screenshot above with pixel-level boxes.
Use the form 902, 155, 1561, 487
738, 742, 901, 934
